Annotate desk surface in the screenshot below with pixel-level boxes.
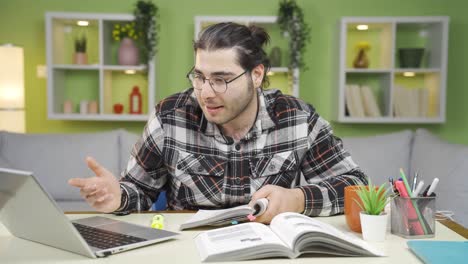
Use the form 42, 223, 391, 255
0, 212, 465, 264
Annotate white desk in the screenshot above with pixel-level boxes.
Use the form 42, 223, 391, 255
0, 213, 465, 263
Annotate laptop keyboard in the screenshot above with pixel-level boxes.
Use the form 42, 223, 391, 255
73, 223, 147, 250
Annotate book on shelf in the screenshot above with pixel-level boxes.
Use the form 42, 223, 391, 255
179, 198, 269, 230
345, 84, 365, 117
346, 84, 381, 118
360, 85, 382, 117
195, 212, 385, 262
393, 86, 430, 118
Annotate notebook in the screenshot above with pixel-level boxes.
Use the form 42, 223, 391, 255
407, 240, 468, 264
0, 167, 179, 258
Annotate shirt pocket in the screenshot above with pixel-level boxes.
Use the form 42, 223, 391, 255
174, 151, 226, 206
249, 151, 298, 188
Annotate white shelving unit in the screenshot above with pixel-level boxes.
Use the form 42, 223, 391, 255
194, 16, 299, 97
335, 16, 449, 124
46, 12, 156, 121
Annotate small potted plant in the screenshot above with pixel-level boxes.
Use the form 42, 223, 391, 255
73, 35, 87, 64
354, 179, 391, 241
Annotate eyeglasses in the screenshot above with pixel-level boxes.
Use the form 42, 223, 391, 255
186, 67, 247, 94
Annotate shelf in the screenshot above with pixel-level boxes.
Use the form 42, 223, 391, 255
50, 18, 100, 65
48, 113, 148, 121
46, 12, 156, 121
337, 17, 448, 124
337, 116, 444, 124
53, 64, 100, 70
345, 68, 391, 73
394, 68, 440, 73
102, 65, 147, 71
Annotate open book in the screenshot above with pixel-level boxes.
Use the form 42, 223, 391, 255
195, 212, 385, 262
180, 198, 268, 230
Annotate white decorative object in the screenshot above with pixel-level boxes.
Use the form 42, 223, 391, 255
80, 100, 88, 114
360, 212, 388, 242
0, 44, 25, 133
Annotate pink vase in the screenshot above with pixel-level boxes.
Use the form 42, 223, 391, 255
118, 37, 139, 65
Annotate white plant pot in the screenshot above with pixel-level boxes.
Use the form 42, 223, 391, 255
360, 212, 388, 242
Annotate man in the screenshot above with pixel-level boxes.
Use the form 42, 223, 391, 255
69, 22, 367, 223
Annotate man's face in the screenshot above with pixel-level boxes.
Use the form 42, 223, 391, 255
193, 48, 257, 127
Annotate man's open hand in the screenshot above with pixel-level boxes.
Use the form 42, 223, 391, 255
68, 157, 122, 213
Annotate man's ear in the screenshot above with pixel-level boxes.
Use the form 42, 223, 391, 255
251, 64, 265, 87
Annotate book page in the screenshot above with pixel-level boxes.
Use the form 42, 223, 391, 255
195, 222, 290, 261
270, 212, 384, 257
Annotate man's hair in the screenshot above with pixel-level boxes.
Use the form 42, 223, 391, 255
193, 22, 271, 87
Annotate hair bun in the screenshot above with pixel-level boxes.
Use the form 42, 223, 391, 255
248, 25, 270, 47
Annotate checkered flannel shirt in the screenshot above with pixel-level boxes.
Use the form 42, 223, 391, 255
117, 88, 367, 216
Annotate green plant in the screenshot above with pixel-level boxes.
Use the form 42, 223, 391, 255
277, 0, 310, 69
112, 21, 141, 41
74, 35, 87, 53
134, 0, 159, 62
354, 180, 391, 215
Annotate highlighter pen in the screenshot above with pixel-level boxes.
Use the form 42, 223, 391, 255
426, 178, 439, 196
412, 180, 425, 197
399, 168, 414, 197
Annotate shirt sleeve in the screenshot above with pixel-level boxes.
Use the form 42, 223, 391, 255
297, 113, 368, 216
115, 109, 168, 212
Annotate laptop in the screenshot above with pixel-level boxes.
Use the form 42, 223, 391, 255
0, 167, 179, 258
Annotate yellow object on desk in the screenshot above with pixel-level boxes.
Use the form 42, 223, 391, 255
151, 214, 164, 229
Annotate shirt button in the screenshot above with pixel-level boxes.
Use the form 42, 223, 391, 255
268, 164, 276, 171
235, 144, 241, 151
235, 178, 241, 184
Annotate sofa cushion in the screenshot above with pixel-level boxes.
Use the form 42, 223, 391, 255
341, 130, 413, 186
118, 129, 139, 175
411, 128, 468, 227
0, 130, 121, 201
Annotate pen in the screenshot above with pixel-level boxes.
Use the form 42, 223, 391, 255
411, 170, 419, 193
412, 180, 424, 197
426, 178, 439, 196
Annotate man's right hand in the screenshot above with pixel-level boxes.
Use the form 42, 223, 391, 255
68, 156, 122, 213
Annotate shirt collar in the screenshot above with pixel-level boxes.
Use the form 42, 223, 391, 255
193, 88, 276, 142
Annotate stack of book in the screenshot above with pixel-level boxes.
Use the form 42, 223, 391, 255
393, 85, 430, 118
345, 84, 382, 118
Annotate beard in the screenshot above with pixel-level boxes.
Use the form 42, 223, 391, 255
200, 78, 256, 126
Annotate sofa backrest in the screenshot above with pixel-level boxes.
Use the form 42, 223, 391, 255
341, 130, 413, 186
0, 130, 124, 201
410, 128, 468, 228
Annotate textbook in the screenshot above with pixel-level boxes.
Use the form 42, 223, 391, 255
179, 198, 269, 230
195, 212, 385, 262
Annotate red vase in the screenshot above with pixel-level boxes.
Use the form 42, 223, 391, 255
118, 37, 139, 65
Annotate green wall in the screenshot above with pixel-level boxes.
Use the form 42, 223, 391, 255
1, 0, 468, 144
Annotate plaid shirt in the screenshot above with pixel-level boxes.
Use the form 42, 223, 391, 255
118, 88, 367, 216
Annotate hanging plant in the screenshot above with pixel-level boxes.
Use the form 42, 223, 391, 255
134, 0, 159, 63
277, 0, 310, 70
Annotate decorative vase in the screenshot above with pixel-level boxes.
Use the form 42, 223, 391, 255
353, 48, 369, 68
398, 48, 425, 68
73, 52, 88, 65
360, 212, 388, 242
269, 46, 282, 67
118, 37, 139, 65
